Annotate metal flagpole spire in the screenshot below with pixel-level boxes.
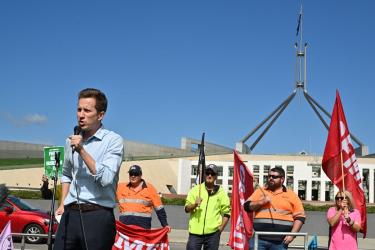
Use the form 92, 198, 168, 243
236, 5, 368, 156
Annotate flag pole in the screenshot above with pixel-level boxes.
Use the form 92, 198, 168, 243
340, 151, 346, 193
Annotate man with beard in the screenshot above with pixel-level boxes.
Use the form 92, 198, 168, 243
244, 167, 305, 250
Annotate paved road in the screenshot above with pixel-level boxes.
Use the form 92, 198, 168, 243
15, 199, 374, 249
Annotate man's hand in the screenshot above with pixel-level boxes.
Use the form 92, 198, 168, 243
165, 226, 172, 233
262, 196, 271, 206
69, 135, 83, 152
283, 235, 295, 245
195, 197, 202, 207
55, 204, 64, 216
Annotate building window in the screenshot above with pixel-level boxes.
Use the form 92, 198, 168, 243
325, 181, 334, 201
254, 175, 259, 189
363, 169, 369, 202
264, 165, 270, 174
228, 166, 234, 177
311, 181, 320, 201
217, 166, 223, 177
287, 165, 294, 175
191, 165, 198, 175
298, 180, 307, 200
253, 165, 259, 173
275, 165, 282, 169
263, 175, 268, 185
309, 164, 321, 178
287, 176, 294, 190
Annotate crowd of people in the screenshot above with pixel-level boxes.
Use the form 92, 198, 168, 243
47, 88, 360, 250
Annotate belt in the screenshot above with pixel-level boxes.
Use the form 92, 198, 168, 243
66, 202, 108, 212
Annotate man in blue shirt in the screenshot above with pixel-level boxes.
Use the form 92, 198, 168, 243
54, 88, 124, 250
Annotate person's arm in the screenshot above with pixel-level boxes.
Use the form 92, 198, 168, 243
244, 189, 269, 212
55, 182, 70, 215
327, 208, 342, 227
73, 133, 124, 186
149, 184, 169, 227
219, 216, 230, 232
185, 197, 202, 213
283, 192, 306, 245
345, 209, 361, 233
283, 219, 304, 245
219, 189, 231, 232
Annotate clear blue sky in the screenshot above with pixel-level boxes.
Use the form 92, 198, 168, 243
0, 1, 374, 155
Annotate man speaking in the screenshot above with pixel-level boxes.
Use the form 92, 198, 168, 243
54, 88, 124, 250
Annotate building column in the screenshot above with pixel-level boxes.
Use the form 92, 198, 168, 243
306, 180, 312, 201
369, 168, 374, 203
320, 180, 325, 202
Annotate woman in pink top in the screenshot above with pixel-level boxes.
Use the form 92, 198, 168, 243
327, 191, 361, 250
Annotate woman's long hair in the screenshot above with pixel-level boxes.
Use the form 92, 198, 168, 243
335, 190, 356, 210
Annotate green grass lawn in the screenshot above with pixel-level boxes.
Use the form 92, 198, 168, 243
0, 158, 43, 170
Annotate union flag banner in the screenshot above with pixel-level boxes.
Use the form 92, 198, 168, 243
0, 221, 13, 250
113, 221, 169, 250
229, 151, 254, 250
322, 90, 367, 237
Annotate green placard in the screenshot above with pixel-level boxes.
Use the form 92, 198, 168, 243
43, 146, 64, 178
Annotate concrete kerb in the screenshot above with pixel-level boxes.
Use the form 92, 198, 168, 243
169, 230, 375, 249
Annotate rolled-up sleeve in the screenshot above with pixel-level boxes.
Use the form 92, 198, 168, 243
93, 134, 124, 187
61, 139, 73, 184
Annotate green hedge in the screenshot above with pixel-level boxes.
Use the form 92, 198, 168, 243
9, 190, 375, 213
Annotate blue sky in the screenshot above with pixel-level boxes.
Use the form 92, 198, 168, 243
0, 1, 374, 155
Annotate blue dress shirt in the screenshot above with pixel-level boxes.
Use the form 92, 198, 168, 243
61, 126, 124, 208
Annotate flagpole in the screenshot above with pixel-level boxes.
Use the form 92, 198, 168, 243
340, 151, 346, 193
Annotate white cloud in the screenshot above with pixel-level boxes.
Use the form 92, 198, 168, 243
1, 112, 48, 126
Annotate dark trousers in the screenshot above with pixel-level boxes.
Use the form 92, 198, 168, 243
186, 231, 221, 250
53, 206, 116, 250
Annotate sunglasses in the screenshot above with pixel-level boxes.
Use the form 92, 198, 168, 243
335, 196, 344, 201
129, 172, 141, 177
268, 175, 282, 179
205, 171, 217, 176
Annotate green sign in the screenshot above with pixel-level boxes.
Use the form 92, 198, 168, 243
43, 146, 64, 178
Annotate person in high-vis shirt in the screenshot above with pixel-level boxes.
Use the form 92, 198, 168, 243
116, 165, 169, 230
244, 166, 306, 250
185, 164, 231, 250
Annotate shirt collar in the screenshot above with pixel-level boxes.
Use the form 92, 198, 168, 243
86, 125, 107, 141
126, 179, 148, 189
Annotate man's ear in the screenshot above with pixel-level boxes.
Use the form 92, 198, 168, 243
98, 111, 105, 122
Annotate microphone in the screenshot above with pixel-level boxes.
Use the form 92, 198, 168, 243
72, 126, 82, 153
74, 126, 82, 136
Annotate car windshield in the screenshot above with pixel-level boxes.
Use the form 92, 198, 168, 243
9, 196, 39, 211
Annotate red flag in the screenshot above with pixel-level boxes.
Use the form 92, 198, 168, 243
322, 90, 367, 237
113, 221, 169, 250
229, 151, 254, 250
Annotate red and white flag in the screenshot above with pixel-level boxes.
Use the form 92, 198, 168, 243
322, 90, 367, 237
0, 221, 13, 250
113, 221, 169, 250
229, 151, 254, 250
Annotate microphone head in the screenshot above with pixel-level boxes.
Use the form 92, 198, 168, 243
0, 184, 9, 204
74, 126, 82, 135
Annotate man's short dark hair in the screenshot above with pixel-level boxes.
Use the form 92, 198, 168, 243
78, 88, 107, 113
270, 166, 285, 178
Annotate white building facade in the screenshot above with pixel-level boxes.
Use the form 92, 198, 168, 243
177, 154, 375, 203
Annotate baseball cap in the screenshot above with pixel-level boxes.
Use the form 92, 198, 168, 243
205, 164, 218, 175
128, 165, 142, 176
